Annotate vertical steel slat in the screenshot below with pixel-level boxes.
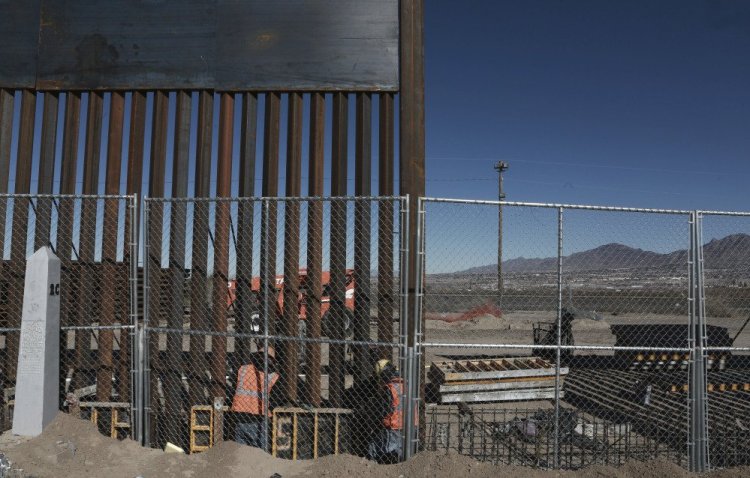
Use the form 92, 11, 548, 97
400, 0, 427, 446
163, 90, 191, 436
353, 92, 372, 383
122, 91, 146, 401
7, 89, 35, 383
147, 90, 168, 429
282, 92, 303, 402
57, 91, 81, 398
34, 92, 59, 250
211, 92, 233, 399
0, 89, 13, 259
304, 92, 325, 406
235, 92, 258, 368
188, 90, 213, 406
260, 91, 280, 340
328, 91, 348, 407
73, 91, 103, 390
377, 93, 395, 355
0, 89, 13, 387
97, 91, 125, 402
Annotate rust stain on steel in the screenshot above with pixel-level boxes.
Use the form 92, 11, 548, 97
211, 92, 233, 399
282, 92, 303, 401
58, 91, 80, 368
73, 90, 103, 390
400, 0, 427, 437
234, 92, 258, 369
0, 91, 13, 376
353, 92, 372, 383
328, 91, 348, 407
377, 93, 395, 354
304, 92, 325, 406
260, 92, 280, 340
189, 91, 213, 406
163, 90, 191, 428
97, 91, 124, 401
34, 92, 58, 250
147, 90, 168, 411
120, 90, 146, 399
7, 89, 36, 382
0, 90, 12, 386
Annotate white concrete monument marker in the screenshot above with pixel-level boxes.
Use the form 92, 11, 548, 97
12, 246, 61, 436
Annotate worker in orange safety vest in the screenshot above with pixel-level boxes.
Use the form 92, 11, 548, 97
231, 345, 279, 449
366, 359, 417, 463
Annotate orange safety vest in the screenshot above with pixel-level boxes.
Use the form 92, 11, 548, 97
231, 363, 279, 417
383, 378, 418, 430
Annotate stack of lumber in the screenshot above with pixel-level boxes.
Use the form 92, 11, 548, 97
429, 357, 568, 404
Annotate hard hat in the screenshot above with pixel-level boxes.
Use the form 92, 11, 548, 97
374, 359, 391, 376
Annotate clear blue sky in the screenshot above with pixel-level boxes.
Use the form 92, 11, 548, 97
424, 0, 750, 211
5, 1, 750, 267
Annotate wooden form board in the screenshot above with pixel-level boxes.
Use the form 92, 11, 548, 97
2, 0, 399, 90
272, 407, 352, 460
431, 357, 568, 404
440, 389, 564, 404
431, 357, 568, 383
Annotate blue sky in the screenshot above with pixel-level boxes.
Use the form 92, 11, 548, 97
424, 0, 750, 211
5, 1, 750, 269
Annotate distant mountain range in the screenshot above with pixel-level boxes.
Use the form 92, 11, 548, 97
457, 233, 750, 274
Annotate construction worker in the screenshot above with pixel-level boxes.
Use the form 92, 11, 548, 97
366, 359, 414, 463
231, 345, 279, 449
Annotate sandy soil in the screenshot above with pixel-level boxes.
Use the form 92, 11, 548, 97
1, 413, 748, 478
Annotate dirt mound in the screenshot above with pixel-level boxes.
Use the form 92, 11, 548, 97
298, 450, 736, 478
1, 412, 162, 478
2, 414, 750, 478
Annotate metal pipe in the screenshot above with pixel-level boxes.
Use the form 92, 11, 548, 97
554, 206, 563, 469
142, 198, 152, 447
420, 343, 692, 351
419, 197, 693, 215
404, 196, 417, 459
262, 200, 271, 453
129, 195, 139, 441
142, 327, 399, 347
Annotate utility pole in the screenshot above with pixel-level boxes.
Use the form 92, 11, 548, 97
494, 161, 509, 306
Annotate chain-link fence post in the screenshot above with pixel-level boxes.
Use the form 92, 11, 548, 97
262, 199, 271, 454
554, 206, 564, 469
688, 211, 709, 472
403, 195, 415, 460
129, 195, 143, 444
141, 198, 152, 447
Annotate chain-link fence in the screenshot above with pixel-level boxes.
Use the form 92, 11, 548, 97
415, 198, 740, 471
0, 195, 137, 438
143, 196, 413, 460
699, 210, 750, 468
3, 193, 748, 471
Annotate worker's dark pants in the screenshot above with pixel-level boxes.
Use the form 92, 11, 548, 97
367, 429, 403, 463
234, 414, 268, 450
